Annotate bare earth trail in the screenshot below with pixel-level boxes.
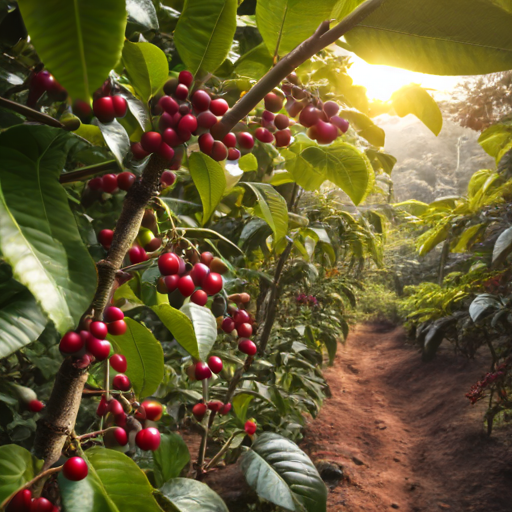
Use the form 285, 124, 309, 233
302, 324, 512, 512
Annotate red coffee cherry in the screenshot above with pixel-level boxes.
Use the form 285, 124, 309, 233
108, 398, 124, 416
88, 177, 103, 190
194, 361, 212, 380
108, 320, 127, 336
104, 306, 124, 322
114, 412, 127, 427
163, 274, 179, 293
200, 251, 214, 266
161, 170, 176, 188
202, 272, 223, 295
228, 148, 241, 161
110, 354, 127, 373
262, 110, 275, 123
274, 114, 290, 130
219, 403, 232, 415
315, 120, 338, 145
101, 174, 118, 194
331, 115, 350, 134
178, 275, 195, 297
211, 141, 228, 161
192, 402, 207, 421
157, 142, 175, 161
113, 427, 128, 446
323, 101, 340, 118
141, 400, 163, 421
275, 129, 291, 147
210, 98, 229, 116
98, 229, 114, 249
191, 289, 208, 306
112, 374, 131, 391
28, 399, 44, 412
175, 83, 189, 101
59, 331, 84, 354
141, 132, 162, 153
197, 111, 218, 129
286, 98, 305, 118
237, 322, 253, 338
254, 127, 274, 143
146, 238, 162, 252
136, 427, 161, 451
131, 142, 150, 160
221, 317, 235, 333
177, 127, 192, 143
90, 321, 108, 340
223, 132, 237, 148
178, 114, 198, 133
244, 420, 257, 435
112, 95, 128, 118
190, 263, 210, 286
159, 96, 179, 115
237, 131, 255, 149
199, 133, 215, 155
192, 89, 211, 112
93, 96, 115, 123
129, 246, 148, 264
238, 338, 257, 356
62, 456, 89, 481
162, 128, 181, 148
207, 400, 223, 412
234, 310, 250, 325
86, 335, 111, 361
96, 395, 109, 416
30, 497, 53, 512
264, 92, 283, 113
179, 70, 194, 87
117, 172, 136, 191
299, 105, 322, 127
207, 356, 223, 374
7, 489, 32, 512
159, 252, 180, 275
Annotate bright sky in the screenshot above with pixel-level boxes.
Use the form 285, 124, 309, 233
348, 55, 463, 101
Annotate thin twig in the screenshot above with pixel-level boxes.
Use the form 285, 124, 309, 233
59, 160, 119, 184
0, 96, 64, 128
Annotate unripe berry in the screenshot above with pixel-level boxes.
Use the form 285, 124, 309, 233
131, 142, 150, 160
104, 306, 124, 322
108, 320, 127, 336
179, 103, 191, 116
222, 317, 235, 333
264, 92, 283, 113
141, 400, 163, 421
141, 132, 162, 153
161, 170, 176, 188
179, 70, 194, 87
158, 142, 175, 161
175, 83, 189, 101
202, 272, 223, 295
299, 105, 322, 127
191, 289, 208, 306
159, 252, 180, 275
244, 420, 257, 435
90, 321, 108, 340
60, 332, 84, 354
200, 251, 215, 266
274, 114, 290, 130
192, 402, 207, 421
238, 338, 257, 356
192, 89, 211, 112
195, 361, 212, 380
199, 133, 215, 155
197, 111, 218, 129
223, 133, 237, 148
254, 127, 274, 143
240, 293, 251, 303
219, 403, 232, 415
237, 131, 255, 150
112, 95, 128, 118
112, 374, 131, 391
110, 354, 127, 373
28, 399, 44, 412
63, 456, 88, 481
178, 114, 198, 133
159, 96, 179, 115
330, 115, 350, 134
237, 322, 253, 338
146, 237, 162, 252
136, 427, 161, 451
228, 148, 241, 161
207, 356, 223, 374
86, 335, 111, 361
7, 489, 32, 512
275, 129, 291, 147
162, 128, 181, 148
102, 174, 118, 194
178, 275, 195, 297
129, 246, 148, 264
117, 172, 136, 191
163, 78, 179, 96
210, 98, 229, 116
211, 141, 228, 161
93, 96, 115, 123
323, 101, 339, 118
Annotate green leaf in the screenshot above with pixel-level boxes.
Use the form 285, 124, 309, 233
17, 0, 126, 100
478, 123, 512, 162
339, 110, 385, 147
154, 433, 190, 487
108, 318, 164, 399
0, 265, 47, 359
241, 432, 327, 512
239, 153, 258, 172
0, 445, 43, 503
0, 125, 97, 333
234, 42, 273, 79
301, 144, 374, 206
493, 226, 512, 265
345, 0, 512, 75
390, 85, 442, 136
122, 41, 169, 102
256, 0, 338, 55
469, 294, 502, 323
98, 119, 130, 167
452, 223, 485, 253
417, 223, 450, 256
127, 0, 159, 30
365, 149, 397, 175
189, 152, 227, 225
159, 478, 229, 512
245, 183, 289, 241
232, 393, 254, 423
152, 303, 217, 361
174, 0, 237, 75
282, 149, 325, 192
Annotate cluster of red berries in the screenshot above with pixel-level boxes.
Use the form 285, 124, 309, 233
92, 86, 128, 124
466, 363, 508, 404
88, 171, 136, 194
192, 399, 232, 421
59, 306, 127, 366
27, 70, 67, 108
221, 303, 257, 357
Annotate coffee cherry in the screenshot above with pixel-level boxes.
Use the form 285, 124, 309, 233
112, 374, 130, 391
141, 132, 162, 153
163, 78, 179, 96
117, 172, 136, 191
161, 170, 177, 188
178, 275, 195, 297
158, 142, 175, 161
111, 96, 127, 118
102, 174, 118, 194
323, 101, 339, 118
159, 252, 180, 275
264, 92, 283, 113
207, 356, 223, 374
7, 489, 32, 512
112, 427, 128, 446
207, 400, 223, 412
199, 133, 215, 155
146, 237, 162, 252
237, 132, 255, 150
330, 115, 350, 134
197, 111, 218, 129
210, 98, 229, 116
192, 402, 207, 421
163, 274, 180, 294
29, 399, 44, 412
89, 321, 107, 340
234, 310, 250, 325
191, 289, 208, 306
179, 70, 194, 87
254, 127, 274, 143
195, 361, 212, 380
177, 127, 192, 143
60, 331, 84, 354
30, 497, 53, 512
299, 105, 321, 127
191, 89, 210, 112
142, 400, 163, 421
237, 322, 253, 338
240, 293, 251, 303
63, 456, 88, 481
159, 96, 179, 115
108, 398, 124, 416
274, 114, 290, 130
96, 395, 109, 416
228, 148, 241, 161
108, 320, 127, 336
93, 96, 116, 123
131, 142, 150, 160
219, 403, 232, 415
221, 317, 235, 333
202, 272, 223, 295
110, 354, 127, 373
211, 141, 228, 161
238, 338, 257, 355
136, 427, 161, 451
244, 420, 257, 435
178, 114, 198, 133
88, 177, 103, 190
315, 120, 338, 145
115, 412, 127, 427
104, 306, 124, 322
275, 129, 291, 147
223, 133, 237, 148
210, 257, 227, 274
262, 110, 275, 123
190, 263, 210, 286
175, 83, 189, 101
86, 336, 111, 361
129, 246, 148, 264
200, 252, 215, 266
162, 128, 181, 148
286, 98, 305, 118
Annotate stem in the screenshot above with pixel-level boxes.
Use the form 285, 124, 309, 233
77, 428, 110, 441
224, 355, 254, 405
0, 96, 64, 128
197, 379, 210, 470
205, 432, 238, 470
59, 160, 119, 184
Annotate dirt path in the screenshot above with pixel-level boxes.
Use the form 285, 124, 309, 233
302, 324, 512, 512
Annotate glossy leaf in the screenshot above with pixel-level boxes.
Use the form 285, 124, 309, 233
282, 149, 324, 192
345, 0, 512, 75
469, 294, 503, 323
0, 125, 97, 333
478, 123, 512, 162
301, 144, 374, 206
127, 0, 159, 30
0, 445, 43, 503
452, 224, 485, 253
108, 318, 164, 399
189, 152, 227, 225
493, 226, 512, 264
365, 149, 397, 175
174, 0, 237, 75
98, 119, 131, 167
122, 41, 169, 102
154, 433, 190, 487
391, 85, 443, 136
233, 393, 254, 423
159, 478, 229, 512
18, 0, 126, 100
339, 110, 385, 147
239, 153, 259, 172
241, 432, 327, 512
234, 42, 273, 79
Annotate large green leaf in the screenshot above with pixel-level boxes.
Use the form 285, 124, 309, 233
492, 226, 512, 265
174, 0, 237, 75
0, 445, 43, 503
245, 183, 289, 241
281, 149, 325, 192
391, 85, 443, 136
469, 294, 502, 323
154, 433, 190, 487
59, 447, 162, 512
18, 0, 126, 100
256, 0, 338, 55
0, 264, 47, 359
98, 119, 131, 167
122, 41, 169, 102
189, 153, 226, 225
234, 42, 273, 80
339, 109, 385, 147
301, 144, 374, 206
108, 318, 164, 399
0, 125, 97, 334
159, 478, 229, 512
478, 123, 512, 162
127, 0, 159, 30
232, 393, 254, 423
152, 303, 217, 361
241, 432, 327, 512
345, 0, 512, 75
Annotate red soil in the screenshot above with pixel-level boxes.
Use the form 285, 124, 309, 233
302, 324, 512, 512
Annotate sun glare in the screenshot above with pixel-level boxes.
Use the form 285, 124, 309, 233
347, 56, 462, 102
